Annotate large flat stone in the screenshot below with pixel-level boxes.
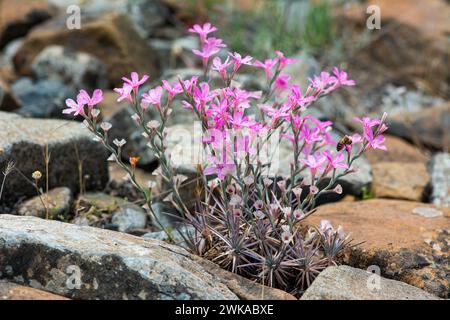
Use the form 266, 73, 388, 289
301, 266, 440, 300
306, 199, 450, 298
0, 112, 108, 206
0, 214, 294, 300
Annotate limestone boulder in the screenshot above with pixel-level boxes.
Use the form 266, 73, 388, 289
306, 199, 450, 298
0, 112, 108, 206
301, 266, 440, 300
0, 214, 295, 300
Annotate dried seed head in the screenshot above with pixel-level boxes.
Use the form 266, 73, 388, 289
32, 170, 42, 180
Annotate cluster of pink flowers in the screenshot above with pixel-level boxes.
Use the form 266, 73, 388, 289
63, 23, 388, 291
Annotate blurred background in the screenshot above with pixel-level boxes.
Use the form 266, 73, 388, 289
0, 0, 449, 205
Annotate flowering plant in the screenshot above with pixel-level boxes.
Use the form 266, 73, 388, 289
64, 23, 387, 295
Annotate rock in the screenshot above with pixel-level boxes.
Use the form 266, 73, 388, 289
387, 103, 450, 151
11, 77, 76, 118
128, 0, 171, 39
0, 78, 20, 111
371, 162, 430, 201
111, 203, 147, 233
0, 280, 69, 300
17, 187, 73, 219
142, 223, 195, 248
0, 0, 54, 49
149, 36, 198, 70
301, 265, 440, 300
412, 207, 444, 218
150, 201, 183, 230
31, 45, 108, 91
48, 0, 173, 39
341, 0, 450, 99
13, 13, 159, 87
0, 112, 108, 206
429, 153, 450, 207
377, 84, 445, 116
0, 214, 294, 300
366, 135, 427, 165
48, 0, 129, 15
306, 199, 450, 298
74, 192, 148, 232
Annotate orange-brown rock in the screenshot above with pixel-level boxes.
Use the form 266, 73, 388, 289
365, 135, 427, 165
0, 280, 69, 300
371, 162, 430, 201
13, 13, 159, 87
388, 103, 450, 151
0, 0, 54, 48
339, 0, 450, 98
306, 199, 450, 298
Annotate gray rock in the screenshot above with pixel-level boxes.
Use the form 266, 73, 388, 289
0, 214, 238, 300
48, 0, 170, 39
429, 152, 450, 207
150, 201, 183, 230
18, 187, 73, 219
412, 207, 444, 218
301, 265, 440, 300
0, 112, 108, 206
31, 45, 108, 91
128, 0, 170, 39
11, 78, 76, 118
111, 203, 147, 232
387, 102, 450, 150
142, 224, 196, 248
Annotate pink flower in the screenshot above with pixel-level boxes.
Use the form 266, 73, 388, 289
332, 67, 355, 87
63, 96, 85, 116
114, 83, 133, 103
275, 51, 298, 69
274, 74, 291, 91
229, 52, 253, 73
141, 86, 163, 109
78, 89, 103, 108
288, 85, 315, 109
122, 72, 149, 92
193, 37, 225, 67
254, 58, 278, 78
309, 71, 336, 91
365, 130, 387, 151
300, 153, 326, 176
212, 57, 231, 79
188, 22, 217, 43
162, 80, 183, 98
203, 155, 236, 180
354, 116, 381, 130
323, 150, 349, 169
